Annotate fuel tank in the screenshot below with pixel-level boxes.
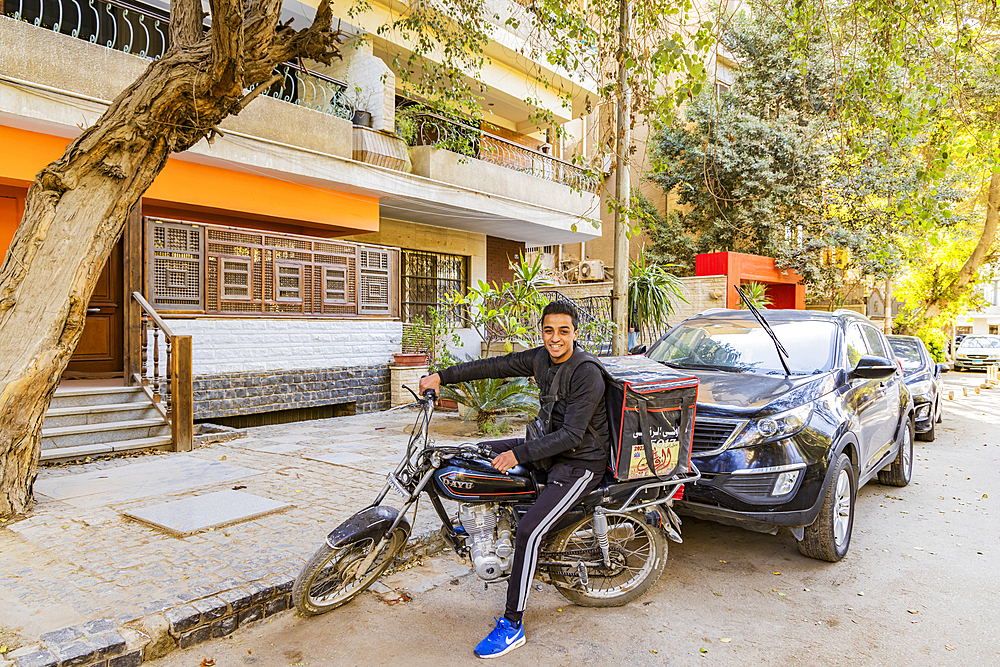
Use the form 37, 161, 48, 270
433, 456, 538, 503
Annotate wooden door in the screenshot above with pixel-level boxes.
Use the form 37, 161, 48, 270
65, 240, 124, 377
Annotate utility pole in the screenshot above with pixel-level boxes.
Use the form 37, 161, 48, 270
611, 0, 632, 356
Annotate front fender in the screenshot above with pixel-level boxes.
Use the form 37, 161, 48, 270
325, 505, 412, 549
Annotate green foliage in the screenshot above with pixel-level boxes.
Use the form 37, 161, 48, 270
628, 249, 687, 342
738, 281, 772, 310
446, 254, 548, 353
440, 377, 538, 432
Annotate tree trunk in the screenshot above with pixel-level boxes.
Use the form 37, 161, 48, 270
0, 0, 343, 519
923, 168, 1000, 313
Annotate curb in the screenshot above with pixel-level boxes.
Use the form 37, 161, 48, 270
8, 527, 447, 667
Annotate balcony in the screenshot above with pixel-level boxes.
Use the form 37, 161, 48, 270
398, 109, 600, 222
0, 0, 357, 158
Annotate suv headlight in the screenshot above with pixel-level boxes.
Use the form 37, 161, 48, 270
730, 404, 814, 449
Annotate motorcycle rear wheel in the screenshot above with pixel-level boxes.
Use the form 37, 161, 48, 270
293, 528, 407, 616
548, 510, 667, 607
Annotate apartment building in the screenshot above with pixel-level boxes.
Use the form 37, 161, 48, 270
0, 0, 601, 455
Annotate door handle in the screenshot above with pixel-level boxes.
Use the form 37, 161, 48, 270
87, 308, 101, 314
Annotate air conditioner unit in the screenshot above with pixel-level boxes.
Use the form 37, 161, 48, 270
579, 259, 605, 282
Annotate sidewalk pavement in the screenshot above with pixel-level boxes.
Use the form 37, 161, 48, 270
0, 406, 501, 667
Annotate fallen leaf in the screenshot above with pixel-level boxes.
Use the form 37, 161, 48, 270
946, 645, 955, 651
720, 638, 732, 643
984, 494, 988, 498
713, 592, 723, 596
0, 644, 7, 654
719, 560, 727, 563
557, 608, 563, 612
700, 648, 708, 654
773, 571, 781, 575
908, 609, 919, 614
201, 660, 216, 667
248, 650, 252, 655
232, 485, 246, 490
220, 455, 227, 460
777, 592, 787, 597
650, 650, 658, 654
858, 592, 865, 596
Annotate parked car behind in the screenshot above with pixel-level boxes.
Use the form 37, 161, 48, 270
642, 309, 914, 562
952, 334, 1000, 371
887, 335, 947, 442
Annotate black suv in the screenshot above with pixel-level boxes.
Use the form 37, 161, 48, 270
643, 309, 914, 562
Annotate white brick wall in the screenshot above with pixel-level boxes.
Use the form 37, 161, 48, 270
160, 318, 403, 375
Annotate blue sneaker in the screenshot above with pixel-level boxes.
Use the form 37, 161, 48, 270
474, 617, 525, 658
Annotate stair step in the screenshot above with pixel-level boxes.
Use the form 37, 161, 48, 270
50, 386, 151, 408
41, 418, 170, 448
39, 436, 174, 462
43, 402, 163, 429
42, 418, 167, 438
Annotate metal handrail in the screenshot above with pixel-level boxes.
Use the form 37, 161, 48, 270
400, 109, 601, 193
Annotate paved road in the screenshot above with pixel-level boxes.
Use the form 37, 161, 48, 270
151, 371, 998, 667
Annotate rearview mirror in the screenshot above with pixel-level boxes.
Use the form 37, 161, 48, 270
937, 363, 950, 374
850, 355, 898, 379
628, 344, 647, 355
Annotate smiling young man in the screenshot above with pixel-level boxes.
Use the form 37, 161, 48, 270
418, 301, 609, 659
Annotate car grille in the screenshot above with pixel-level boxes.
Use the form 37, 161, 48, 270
691, 417, 744, 455
722, 474, 778, 498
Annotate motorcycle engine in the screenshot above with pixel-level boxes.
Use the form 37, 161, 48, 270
458, 503, 513, 581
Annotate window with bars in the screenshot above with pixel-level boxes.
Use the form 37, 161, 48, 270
400, 249, 467, 325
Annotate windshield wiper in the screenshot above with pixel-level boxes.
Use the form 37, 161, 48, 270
734, 284, 792, 376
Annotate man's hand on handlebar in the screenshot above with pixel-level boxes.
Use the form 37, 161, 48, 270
418, 373, 441, 399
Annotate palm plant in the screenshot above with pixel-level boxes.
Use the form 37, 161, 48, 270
440, 377, 539, 432
738, 281, 773, 309
629, 250, 688, 345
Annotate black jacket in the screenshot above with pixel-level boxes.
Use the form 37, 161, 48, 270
438, 344, 609, 474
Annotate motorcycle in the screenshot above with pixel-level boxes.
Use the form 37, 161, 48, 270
292, 387, 700, 614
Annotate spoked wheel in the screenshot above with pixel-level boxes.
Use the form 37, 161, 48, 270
293, 528, 407, 616
548, 510, 667, 607
797, 453, 856, 562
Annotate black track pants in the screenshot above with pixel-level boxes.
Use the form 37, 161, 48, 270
484, 439, 602, 617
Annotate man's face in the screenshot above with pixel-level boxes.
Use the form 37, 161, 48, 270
542, 313, 577, 363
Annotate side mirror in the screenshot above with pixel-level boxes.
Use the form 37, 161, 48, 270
850, 355, 898, 379
628, 344, 647, 355
937, 363, 950, 374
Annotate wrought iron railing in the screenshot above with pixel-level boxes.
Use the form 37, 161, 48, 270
401, 109, 601, 194
132, 291, 193, 451
5, 0, 354, 119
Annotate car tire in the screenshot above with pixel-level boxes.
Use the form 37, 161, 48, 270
796, 453, 856, 562
916, 419, 935, 442
879, 420, 914, 485
935, 397, 943, 424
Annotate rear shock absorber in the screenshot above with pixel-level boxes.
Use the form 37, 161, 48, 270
592, 507, 611, 568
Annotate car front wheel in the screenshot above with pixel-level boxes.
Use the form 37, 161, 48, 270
796, 453, 856, 562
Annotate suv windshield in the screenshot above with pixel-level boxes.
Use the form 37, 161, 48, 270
889, 338, 923, 371
648, 319, 839, 375
960, 336, 1000, 349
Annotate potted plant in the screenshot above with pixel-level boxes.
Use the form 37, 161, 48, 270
351, 85, 373, 127
628, 249, 688, 347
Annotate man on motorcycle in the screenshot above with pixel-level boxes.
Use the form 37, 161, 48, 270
419, 300, 609, 658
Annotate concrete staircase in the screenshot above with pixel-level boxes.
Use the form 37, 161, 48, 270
40, 386, 172, 462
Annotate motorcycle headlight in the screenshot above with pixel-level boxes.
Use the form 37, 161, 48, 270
729, 403, 814, 449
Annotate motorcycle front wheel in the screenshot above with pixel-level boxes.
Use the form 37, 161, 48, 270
549, 510, 667, 607
293, 528, 408, 615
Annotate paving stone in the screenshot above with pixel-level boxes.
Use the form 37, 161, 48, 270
164, 605, 201, 636
191, 596, 228, 623
39, 627, 82, 646
210, 615, 238, 639
218, 588, 251, 611
177, 625, 212, 650
246, 581, 274, 605
80, 619, 117, 637
269, 573, 295, 595
237, 605, 263, 626
88, 633, 125, 658
13, 650, 58, 667
263, 594, 289, 617
50, 640, 96, 667
107, 652, 141, 667
302, 452, 368, 466
122, 491, 291, 537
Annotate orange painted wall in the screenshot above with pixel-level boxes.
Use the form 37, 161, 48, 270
0, 125, 379, 235
0, 184, 26, 263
